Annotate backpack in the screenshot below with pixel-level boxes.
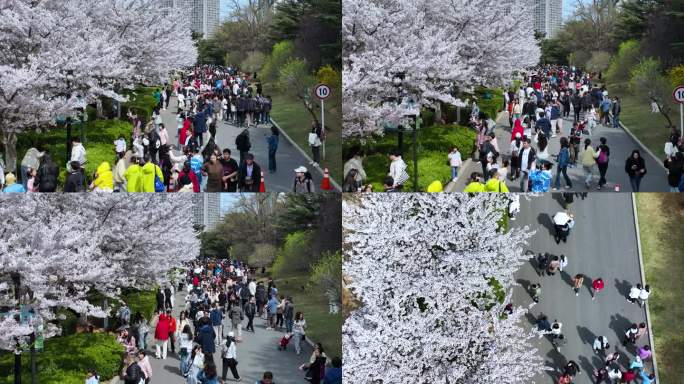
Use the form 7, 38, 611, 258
154, 165, 165, 192
596, 149, 608, 164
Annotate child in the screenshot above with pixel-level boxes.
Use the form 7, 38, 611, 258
114, 136, 127, 159
447, 147, 462, 182
26, 167, 38, 192
278, 333, 293, 351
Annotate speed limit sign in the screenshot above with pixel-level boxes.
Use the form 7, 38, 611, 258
673, 85, 684, 103
314, 84, 331, 100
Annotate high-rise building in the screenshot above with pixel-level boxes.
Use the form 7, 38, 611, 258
533, 0, 563, 39
162, 0, 219, 39
193, 194, 222, 231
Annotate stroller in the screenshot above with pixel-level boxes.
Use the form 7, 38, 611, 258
278, 333, 293, 351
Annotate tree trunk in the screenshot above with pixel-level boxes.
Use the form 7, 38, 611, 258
651, 97, 675, 128
29, 333, 35, 384
96, 99, 104, 119
12, 273, 21, 384
2, 130, 18, 176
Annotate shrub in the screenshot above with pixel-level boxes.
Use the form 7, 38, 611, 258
277, 58, 316, 100
119, 289, 157, 321
271, 231, 314, 278
605, 40, 641, 90
316, 65, 341, 90
0, 333, 124, 384
241, 51, 266, 74
669, 64, 684, 88
248, 244, 278, 268
308, 251, 342, 305
261, 41, 295, 85
586, 51, 612, 74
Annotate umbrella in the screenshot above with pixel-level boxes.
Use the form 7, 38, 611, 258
553, 212, 570, 226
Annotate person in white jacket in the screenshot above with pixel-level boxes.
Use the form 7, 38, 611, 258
221, 332, 240, 382
388, 150, 408, 189
447, 147, 462, 182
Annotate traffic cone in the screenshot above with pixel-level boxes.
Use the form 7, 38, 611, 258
259, 171, 266, 193
320, 167, 333, 191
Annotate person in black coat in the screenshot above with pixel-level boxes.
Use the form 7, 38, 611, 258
664, 152, 684, 192
238, 153, 261, 192
624, 150, 647, 192
156, 288, 165, 312
36, 153, 59, 192
235, 129, 251, 165
64, 161, 85, 192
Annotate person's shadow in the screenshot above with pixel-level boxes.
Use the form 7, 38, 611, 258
609, 313, 633, 345
537, 213, 556, 238
614, 278, 632, 299
576, 325, 597, 346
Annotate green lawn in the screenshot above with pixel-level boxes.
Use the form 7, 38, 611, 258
267, 271, 342, 359
635, 193, 684, 383
347, 124, 477, 191
267, 90, 342, 182
612, 91, 676, 160
0, 333, 124, 384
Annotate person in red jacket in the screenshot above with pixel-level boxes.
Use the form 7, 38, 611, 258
154, 312, 170, 359
167, 310, 177, 355
177, 161, 200, 192
592, 278, 605, 301
511, 119, 525, 142
193, 275, 200, 288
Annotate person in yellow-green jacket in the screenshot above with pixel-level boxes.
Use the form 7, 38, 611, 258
426, 180, 443, 193
484, 169, 510, 192
142, 155, 164, 192
463, 172, 486, 193
90, 161, 114, 191
124, 156, 144, 193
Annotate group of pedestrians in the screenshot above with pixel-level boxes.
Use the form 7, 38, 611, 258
515, 201, 657, 383
114, 259, 341, 384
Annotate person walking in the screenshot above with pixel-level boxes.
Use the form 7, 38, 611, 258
388, 150, 408, 190
638, 285, 651, 307
167, 310, 177, 355
154, 311, 170, 359
580, 138, 597, 189
593, 336, 610, 355
518, 139, 537, 192
591, 278, 605, 300
267, 126, 279, 173
188, 346, 205, 384
179, 325, 194, 378
448, 147, 462, 182
308, 122, 322, 167
245, 297, 256, 332
229, 300, 243, 342
210, 303, 223, 345
137, 351, 152, 384
611, 97, 621, 128
571, 274, 584, 297
553, 137, 572, 190
122, 353, 144, 384
220, 332, 240, 382
628, 283, 642, 304
293, 312, 307, 355
530, 283, 541, 303
605, 350, 621, 367
623, 324, 639, 346
595, 137, 610, 189
624, 150, 647, 192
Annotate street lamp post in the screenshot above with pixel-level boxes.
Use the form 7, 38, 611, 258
393, 73, 406, 155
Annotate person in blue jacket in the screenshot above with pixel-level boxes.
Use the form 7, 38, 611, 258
554, 137, 572, 190
267, 126, 279, 173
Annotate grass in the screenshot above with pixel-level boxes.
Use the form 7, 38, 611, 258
611, 90, 676, 160
348, 124, 477, 191
635, 193, 684, 383
267, 270, 342, 359
0, 333, 124, 384
266, 88, 342, 182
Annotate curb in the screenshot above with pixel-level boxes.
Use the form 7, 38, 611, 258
631, 193, 660, 382
270, 119, 341, 191
444, 158, 472, 192
614, 114, 667, 171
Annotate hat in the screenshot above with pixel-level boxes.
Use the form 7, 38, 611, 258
294, 166, 307, 173
228, 331, 235, 337
515, 132, 522, 138
5, 173, 16, 185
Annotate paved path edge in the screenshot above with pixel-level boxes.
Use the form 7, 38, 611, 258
444, 158, 472, 192
615, 114, 667, 171
269, 119, 341, 191
631, 193, 660, 382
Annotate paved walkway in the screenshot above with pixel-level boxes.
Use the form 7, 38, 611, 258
510, 194, 654, 383
452, 111, 669, 192
144, 289, 313, 384
160, 96, 323, 193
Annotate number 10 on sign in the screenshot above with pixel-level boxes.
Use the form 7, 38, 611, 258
674, 85, 684, 138
314, 84, 331, 159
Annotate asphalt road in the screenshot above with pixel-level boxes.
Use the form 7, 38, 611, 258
143, 289, 313, 384
160, 96, 324, 193
510, 193, 654, 383
452, 110, 669, 192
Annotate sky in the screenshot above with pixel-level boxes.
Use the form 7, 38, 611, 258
563, 0, 577, 19
220, 193, 240, 215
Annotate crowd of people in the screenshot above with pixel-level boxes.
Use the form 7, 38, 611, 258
338, 64, 684, 193
512, 199, 657, 384
1, 65, 325, 193
110, 259, 341, 384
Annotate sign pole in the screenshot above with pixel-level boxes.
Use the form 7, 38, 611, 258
673, 85, 684, 138
680, 102, 683, 139
322, 99, 326, 160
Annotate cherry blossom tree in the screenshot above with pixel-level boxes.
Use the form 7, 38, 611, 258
342, 0, 541, 137
0, 194, 199, 353
0, 0, 197, 171
342, 194, 544, 383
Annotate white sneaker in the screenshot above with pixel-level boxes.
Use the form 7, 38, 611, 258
452, 178, 458, 182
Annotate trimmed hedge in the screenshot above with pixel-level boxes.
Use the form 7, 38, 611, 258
0, 333, 124, 384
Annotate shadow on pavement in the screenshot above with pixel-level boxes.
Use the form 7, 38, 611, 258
576, 325, 596, 346
163, 365, 183, 376
613, 278, 632, 298
578, 355, 595, 379
609, 313, 632, 343
545, 349, 566, 381
516, 278, 532, 298
536, 213, 556, 238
